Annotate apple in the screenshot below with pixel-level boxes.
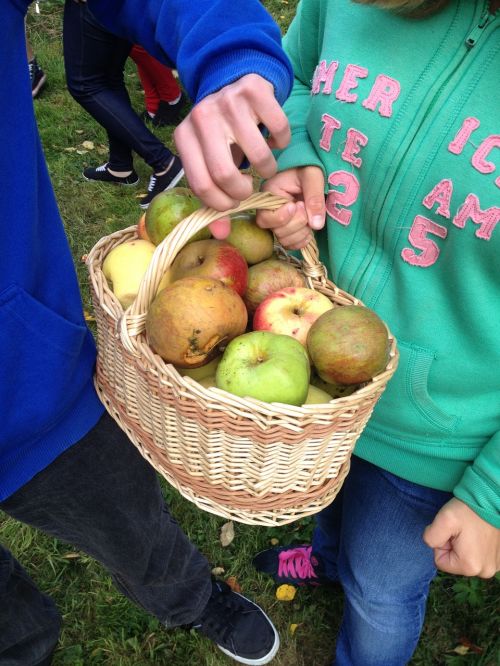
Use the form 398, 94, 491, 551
137, 213, 151, 241
146, 276, 248, 368
170, 239, 248, 296
177, 355, 221, 380
215, 331, 310, 405
310, 373, 360, 398
198, 375, 217, 388
244, 258, 306, 315
303, 384, 332, 404
102, 239, 156, 309
307, 305, 390, 384
253, 287, 334, 346
145, 186, 211, 245
226, 211, 274, 265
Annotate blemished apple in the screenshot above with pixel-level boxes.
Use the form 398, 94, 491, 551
102, 239, 156, 309
307, 305, 390, 384
215, 331, 310, 405
311, 373, 360, 398
177, 355, 221, 380
145, 186, 210, 245
146, 276, 248, 368
226, 211, 274, 265
244, 258, 306, 315
253, 287, 334, 346
303, 384, 332, 404
170, 239, 248, 296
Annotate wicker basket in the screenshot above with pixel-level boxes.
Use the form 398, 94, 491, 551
86, 191, 398, 526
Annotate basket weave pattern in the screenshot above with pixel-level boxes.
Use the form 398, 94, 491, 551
87, 192, 398, 525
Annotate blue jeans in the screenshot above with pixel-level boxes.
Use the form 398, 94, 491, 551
63, 1, 174, 173
0, 413, 211, 665
313, 456, 452, 666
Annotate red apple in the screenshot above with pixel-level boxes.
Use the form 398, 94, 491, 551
170, 239, 248, 296
244, 258, 306, 315
253, 287, 334, 346
137, 213, 151, 241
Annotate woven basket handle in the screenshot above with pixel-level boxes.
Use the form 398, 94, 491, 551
119, 191, 328, 353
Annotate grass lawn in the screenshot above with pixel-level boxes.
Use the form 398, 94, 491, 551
1, 2, 498, 664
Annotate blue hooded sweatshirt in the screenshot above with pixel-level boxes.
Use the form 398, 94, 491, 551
0, 0, 292, 501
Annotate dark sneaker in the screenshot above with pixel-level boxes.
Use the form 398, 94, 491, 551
29, 58, 47, 98
188, 580, 279, 665
82, 163, 139, 186
152, 93, 187, 127
253, 544, 328, 587
139, 155, 184, 209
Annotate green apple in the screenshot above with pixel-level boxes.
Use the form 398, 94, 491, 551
145, 186, 211, 245
216, 331, 310, 405
303, 384, 332, 404
226, 212, 274, 265
198, 375, 217, 388
177, 355, 221, 380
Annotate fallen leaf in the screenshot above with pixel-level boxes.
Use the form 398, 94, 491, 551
457, 638, 483, 654
220, 521, 235, 547
82, 140, 95, 150
83, 310, 95, 322
276, 584, 296, 601
225, 576, 242, 593
75, 129, 84, 134
289, 623, 300, 636
452, 645, 470, 656
62, 552, 80, 559
270, 538, 279, 546
211, 566, 225, 576
64, 147, 77, 152
76, 150, 88, 155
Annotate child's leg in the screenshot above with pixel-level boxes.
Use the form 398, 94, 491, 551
331, 456, 451, 666
130, 44, 161, 115
130, 45, 181, 108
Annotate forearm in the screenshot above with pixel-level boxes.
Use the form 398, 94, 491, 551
87, 0, 293, 104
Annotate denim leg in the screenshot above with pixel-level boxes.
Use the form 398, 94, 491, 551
313, 456, 451, 666
63, 1, 174, 173
0, 545, 61, 665
1, 413, 212, 630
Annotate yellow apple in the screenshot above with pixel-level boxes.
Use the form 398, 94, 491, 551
102, 239, 156, 309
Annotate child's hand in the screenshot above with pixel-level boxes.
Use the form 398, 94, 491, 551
423, 498, 500, 578
256, 166, 326, 250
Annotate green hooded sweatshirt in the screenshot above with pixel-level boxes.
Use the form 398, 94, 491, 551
277, 0, 499, 527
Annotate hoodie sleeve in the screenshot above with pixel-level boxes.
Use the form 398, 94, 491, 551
453, 432, 500, 528
87, 0, 293, 105
272, 0, 325, 175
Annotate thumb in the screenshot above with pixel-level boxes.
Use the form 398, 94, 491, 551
209, 216, 231, 239
300, 166, 326, 230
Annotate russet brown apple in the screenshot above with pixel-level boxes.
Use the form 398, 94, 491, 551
307, 305, 390, 384
244, 258, 306, 315
146, 276, 248, 368
170, 239, 248, 296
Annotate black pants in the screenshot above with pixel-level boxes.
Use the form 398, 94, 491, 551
0, 413, 211, 665
62, 0, 174, 173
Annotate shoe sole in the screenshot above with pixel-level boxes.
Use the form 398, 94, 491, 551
138, 166, 185, 209
216, 592, 280, 666
82, 173, 139, 186
32, 74, 47, 98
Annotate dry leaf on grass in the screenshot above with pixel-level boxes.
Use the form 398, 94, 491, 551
211, 566, 225, 576
82, 140, 95, 150
225, 576, 242, 593
220, 521, 235, 547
